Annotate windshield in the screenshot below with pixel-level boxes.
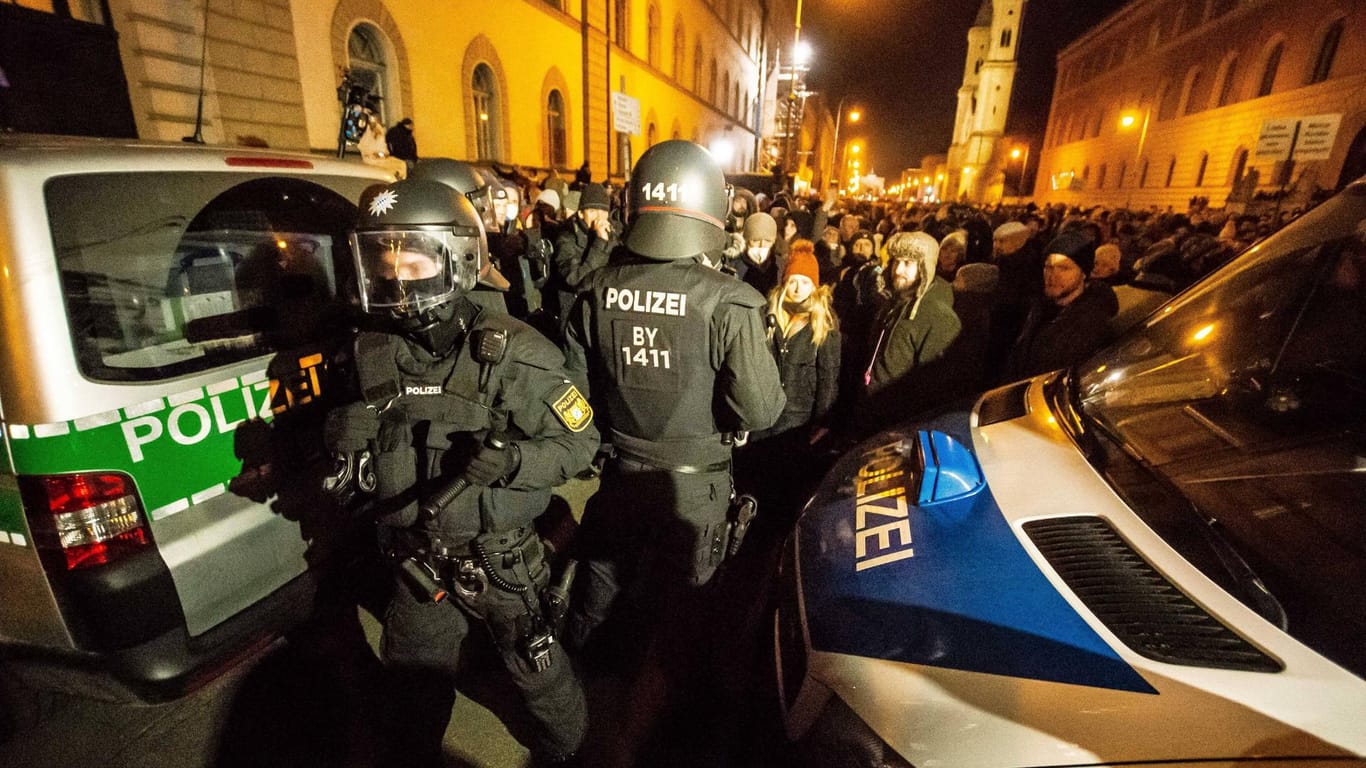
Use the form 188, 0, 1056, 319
48, 173, 369, 382
1074, 182, 1366, 679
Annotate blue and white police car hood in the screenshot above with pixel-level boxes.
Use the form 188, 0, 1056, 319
778, 375, 1366, 767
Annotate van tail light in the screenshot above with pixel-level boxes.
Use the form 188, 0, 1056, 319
28, 472, 151, 570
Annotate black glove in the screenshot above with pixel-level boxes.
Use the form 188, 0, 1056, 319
323, 402, 380, 452
464, 440, 520, 486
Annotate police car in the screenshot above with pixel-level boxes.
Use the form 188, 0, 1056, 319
774, 179, 1366, 766
0, 135, 392, 705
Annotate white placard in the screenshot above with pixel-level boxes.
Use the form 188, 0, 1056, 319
1292, 113, 1342, 162
1254, 118, 1297, 162
611, 92, 641, 136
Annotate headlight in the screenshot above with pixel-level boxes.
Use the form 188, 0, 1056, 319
796, 693, 915, 768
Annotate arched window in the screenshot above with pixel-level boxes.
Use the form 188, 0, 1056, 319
1181, 68, 1205, 115
546, 89, 567, 167
1257, 42, 1284, 97
647, 122, 658, 148
1229, 147, 1248, 184
1000, 28, 1012, 48
1139, 158, 1150, 188
974, 58, 983, 75
1082, 165, 1091, 183
472, 63, 498, 160
709, 59, 718, 104
348, 24, 389, 124
1097, 163, 1108, 190
1157, 81, 1179, 121
1165, 156, 1177, 187
673, 20, 685, 78
1195, 152, 1209, 187
1216, 55, 1239, 107
1308, 19, 1344, 84
1209, 0, 1237, 17
732, 82, 740, 119
1117, 160, 1127, 189
647, 3, 661, 68
693, 41, 703, 91
614, 0, 629, 49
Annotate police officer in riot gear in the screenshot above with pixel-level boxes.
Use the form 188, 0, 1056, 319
562, 140, 784, 765
409, 158, 514, 302
410, 157, 499, 232
325, 177, 597, 768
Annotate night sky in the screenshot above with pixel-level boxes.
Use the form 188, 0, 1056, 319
800, 0, 1131, 174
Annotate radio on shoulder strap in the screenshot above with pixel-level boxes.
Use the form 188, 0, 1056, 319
472, 327, 508, 393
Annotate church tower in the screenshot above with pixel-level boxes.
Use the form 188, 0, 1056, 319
946, 0, 1026, 202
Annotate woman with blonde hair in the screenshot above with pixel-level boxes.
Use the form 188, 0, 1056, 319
756, 238, 841, 443
735, 239, 841, 525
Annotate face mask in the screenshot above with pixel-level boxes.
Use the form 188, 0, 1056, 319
747, 245, 771, 263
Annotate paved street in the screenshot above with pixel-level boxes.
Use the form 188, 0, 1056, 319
0, 477, 794, 768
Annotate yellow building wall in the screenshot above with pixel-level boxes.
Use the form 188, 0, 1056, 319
1035, 0, 1365, 210
289, 0, 763, 176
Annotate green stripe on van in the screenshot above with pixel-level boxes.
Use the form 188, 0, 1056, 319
0, 476, 24, 540
5, 375, 273, 515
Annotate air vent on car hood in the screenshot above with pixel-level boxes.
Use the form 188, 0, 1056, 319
1024, 517, 1282, 673
976, 380, 1030, 426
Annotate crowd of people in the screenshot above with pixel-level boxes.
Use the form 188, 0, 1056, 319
322, 141, 1313, 768
477, 163, 1304, 449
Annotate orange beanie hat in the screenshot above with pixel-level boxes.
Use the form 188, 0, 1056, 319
784, 239, 820, 285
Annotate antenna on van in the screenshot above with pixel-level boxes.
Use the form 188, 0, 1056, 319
183, 0, 211, 144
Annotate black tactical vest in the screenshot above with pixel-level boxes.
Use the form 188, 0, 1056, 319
354, 318, 544, 542
583, 259, 749, 465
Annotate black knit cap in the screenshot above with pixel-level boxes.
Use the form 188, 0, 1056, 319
1045, 229, 1097, 276
579, 182, 610, 212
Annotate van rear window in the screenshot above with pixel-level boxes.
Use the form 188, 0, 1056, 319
45, 173, 371, 382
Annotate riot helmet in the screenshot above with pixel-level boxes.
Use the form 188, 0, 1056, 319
473, 168, 507, 231
350, 178, 487, 323
410, 158, 498, 231
624, 140, 731, 260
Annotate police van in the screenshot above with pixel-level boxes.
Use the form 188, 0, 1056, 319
0, 135, 392, 703
775, 179, 1366, 766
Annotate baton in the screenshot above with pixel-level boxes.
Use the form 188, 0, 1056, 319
418, 432, 509, 521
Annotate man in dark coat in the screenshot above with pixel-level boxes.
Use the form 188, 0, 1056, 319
385, 117, 418, 166
1005, 229, 1119, 380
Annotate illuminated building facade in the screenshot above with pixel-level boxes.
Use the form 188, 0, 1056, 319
946, 0, 1027, 203
8, 0, 798, 178
1035, 0, 1365, 210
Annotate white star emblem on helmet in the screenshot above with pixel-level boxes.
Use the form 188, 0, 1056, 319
369, 189, 398, 216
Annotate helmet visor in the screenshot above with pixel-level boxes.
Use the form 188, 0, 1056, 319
466, 187, 498, 231
351, 228, 480, 316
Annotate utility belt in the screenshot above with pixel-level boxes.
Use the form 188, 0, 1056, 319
602, 442, 760, 561
388, 526, 573, 673
609, 445, 732, 475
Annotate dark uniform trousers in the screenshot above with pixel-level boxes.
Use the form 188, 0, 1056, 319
333, 304, 597, 765
566, 456, 731, 652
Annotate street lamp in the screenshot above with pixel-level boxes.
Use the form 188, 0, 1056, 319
1120, 107, 1150, 207
1010, 144, 1030, 201
779, 0, 809, 192
828, 98, 861, 190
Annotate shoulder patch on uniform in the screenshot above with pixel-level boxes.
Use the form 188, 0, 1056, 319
551, 384, 593, 432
